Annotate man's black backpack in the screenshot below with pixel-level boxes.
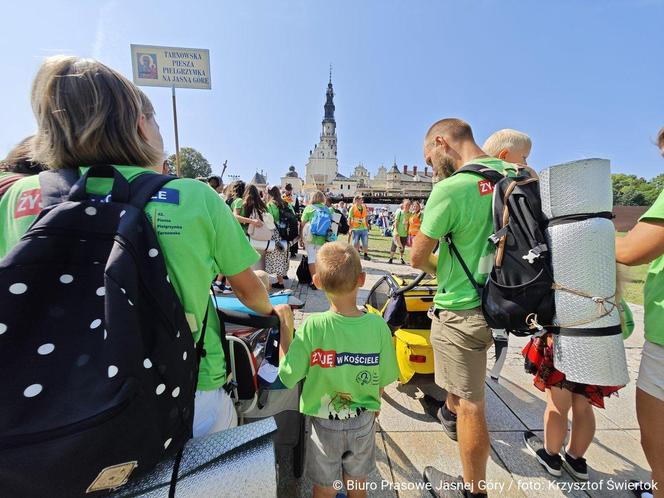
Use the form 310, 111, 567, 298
277, 205, 299, 242
0, 165, 206, 497
448, 164, 554, 336
335, 209, 350, 235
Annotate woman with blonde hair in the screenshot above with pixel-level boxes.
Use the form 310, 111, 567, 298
0, 56, 293, 454
300, 190, 331, 288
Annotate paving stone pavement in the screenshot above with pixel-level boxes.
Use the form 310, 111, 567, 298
273, 253, 650, 497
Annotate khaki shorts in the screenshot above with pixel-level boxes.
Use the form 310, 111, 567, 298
430, 308, 493, 401
306, 410, 376, 487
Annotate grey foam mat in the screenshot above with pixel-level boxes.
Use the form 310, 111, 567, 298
539, 159, 613, 219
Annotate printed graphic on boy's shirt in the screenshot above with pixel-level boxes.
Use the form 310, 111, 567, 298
310, 349, 380, 368
315, 391, 368, 420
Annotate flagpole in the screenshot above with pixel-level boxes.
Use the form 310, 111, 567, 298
172, 85, 181, 177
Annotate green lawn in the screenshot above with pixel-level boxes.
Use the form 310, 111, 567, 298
617, 232, 647, 305
357, 228, 648, 305
620, 264, 648, 305
364, 227, 412, 262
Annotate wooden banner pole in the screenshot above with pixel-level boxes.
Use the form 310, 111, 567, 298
172, 85, 181, 177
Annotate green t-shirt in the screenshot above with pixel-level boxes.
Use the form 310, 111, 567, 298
278, 311, 399, 419
394, 208, 409, 237
420, 157, 518, 310
641, 191, 664, 346
267, 202, 280, 223
231, 197, 243, 213
266, 201, 294, 224
302, 203, 332, 246
0, 166, 260, 391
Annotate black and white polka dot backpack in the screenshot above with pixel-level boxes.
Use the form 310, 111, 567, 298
0, 165, 204, 497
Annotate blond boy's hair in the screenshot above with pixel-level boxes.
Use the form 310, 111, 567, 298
253, 270, 272, 291
316, 242, 362, 295
483, 129, 532, 157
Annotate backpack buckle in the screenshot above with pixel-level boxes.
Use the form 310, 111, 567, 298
489, 226, 509, 245
522, 248, 541, 264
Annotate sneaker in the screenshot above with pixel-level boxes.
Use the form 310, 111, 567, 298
388, 258, 393, 264
562, 451, 589, 480
400, 258, 406, 265
422, 467, 465, 497
438, 403, 458, 442
364, 254, 371, 261
523, 431, 562, 477
308, 283, 317, 290
630, 480, 654, 498
421, 394, 457, 441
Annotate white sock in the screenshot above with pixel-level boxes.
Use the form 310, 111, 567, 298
565, 448, 579, 460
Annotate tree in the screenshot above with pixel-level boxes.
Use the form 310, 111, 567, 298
167, 147, 212, 179
652, 173, 664, 192
612, 173, 663, 206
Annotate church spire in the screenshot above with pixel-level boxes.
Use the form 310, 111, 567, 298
323, 66, 335, 125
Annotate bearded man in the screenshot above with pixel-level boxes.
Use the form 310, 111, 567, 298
411, 118, 517, 498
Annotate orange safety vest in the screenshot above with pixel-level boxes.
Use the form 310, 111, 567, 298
408, 212, 422, 236
349, 205, 367, 229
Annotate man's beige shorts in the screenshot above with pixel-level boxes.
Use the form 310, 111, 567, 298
430, 308, 493, 401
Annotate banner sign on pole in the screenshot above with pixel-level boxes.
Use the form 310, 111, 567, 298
130, 44, 211, 90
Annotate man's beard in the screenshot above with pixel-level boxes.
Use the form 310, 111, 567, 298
432, 155, 456, 181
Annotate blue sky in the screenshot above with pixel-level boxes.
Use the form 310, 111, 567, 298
2, 0, 663, 181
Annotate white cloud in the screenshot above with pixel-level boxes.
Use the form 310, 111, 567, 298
92, 0, 117, 59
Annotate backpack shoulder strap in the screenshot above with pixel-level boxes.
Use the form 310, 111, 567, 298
128, 172, 174, 209
445, 234, 482, 298
38, 169, 80, 207
453, 163, 505, 184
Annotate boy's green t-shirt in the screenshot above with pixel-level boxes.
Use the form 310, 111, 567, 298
301, 203, 332, 246
0, 166, 260, 391
278, 311, 398, 419
641, 191, 664, 346
420, 157, 517, 310
394, 208, 409, 237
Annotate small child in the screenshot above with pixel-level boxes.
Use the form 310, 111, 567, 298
278, 241, 398, 498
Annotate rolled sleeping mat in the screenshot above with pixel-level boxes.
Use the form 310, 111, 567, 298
111, 418, 277, 497
547, 218, 620, 329
540, 159, 629, 386
249, 238, 281, 252
539, 159, 612, 219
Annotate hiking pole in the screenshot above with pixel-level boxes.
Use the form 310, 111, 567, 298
489, 330, 508, 381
